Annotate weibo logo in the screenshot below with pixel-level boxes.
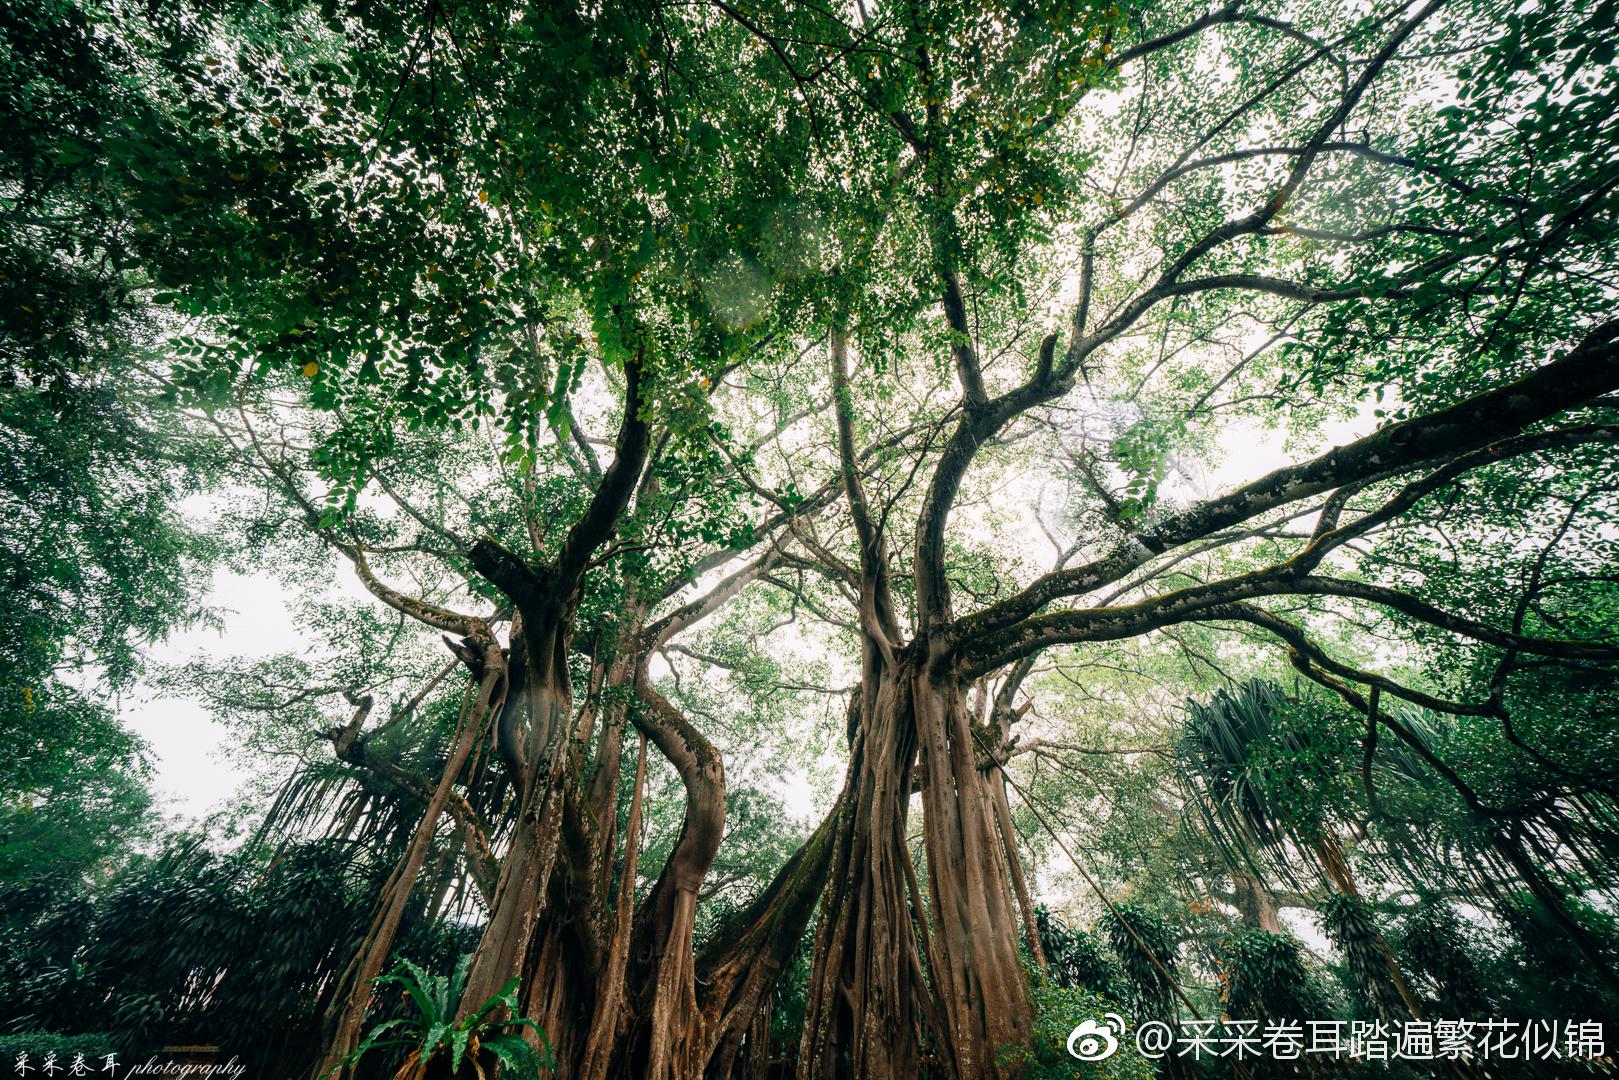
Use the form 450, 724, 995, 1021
1067, 1013, 1125, 1061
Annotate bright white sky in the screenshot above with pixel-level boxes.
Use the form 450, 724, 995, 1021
124, 567, 297, 822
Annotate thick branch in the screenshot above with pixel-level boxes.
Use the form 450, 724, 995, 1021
643, 545, 782, 654
554, 347, 652, 592
953, 318, 1619, 653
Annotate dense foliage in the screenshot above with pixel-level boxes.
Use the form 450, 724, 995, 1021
3, 0, 1618, 1077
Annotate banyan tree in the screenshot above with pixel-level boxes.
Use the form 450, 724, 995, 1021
4, 0, 1619, 1076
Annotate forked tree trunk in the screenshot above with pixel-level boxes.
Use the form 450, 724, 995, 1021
815, 316, 1042, 1076
441, 570, 826, 1079
456, 347, 651, 1036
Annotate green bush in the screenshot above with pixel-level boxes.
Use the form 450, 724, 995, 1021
1018, 981, 1156, 1080
1036, 904, 1125, 998
1103, 901, 1180, 1021
0, 1032, 117, 1059
1215, 929, 1323, 1022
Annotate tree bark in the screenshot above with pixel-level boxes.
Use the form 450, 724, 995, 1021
742, 1000, 772, 1080
798, 668, 931, 1080
914, 667, 1034, 1078
990, 768, 1046, 970
1231, 871, 1283, 935
577, 735, 648, 1080
319, 642, 506, 1079
457, 616, 578, 1025
624, 679, 728, 1080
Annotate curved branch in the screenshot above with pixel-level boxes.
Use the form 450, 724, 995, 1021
1287, 576, 1619, 660
1108, 4, 1246, 68
632, 679, 726, 896
964, 559, 1619, 678
340, 545, 479, 636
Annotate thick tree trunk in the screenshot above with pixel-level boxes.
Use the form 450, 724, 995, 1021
527, 665, 633, 1073
799, 668, 932, 1080
451, 582, 816, 1079
622, 680, 727, 1080
1231, 871, 1283, 935
522, 889, 594, 1075
799, 661, 1036, 1080
578, 735, 649, 1080
458, 627, 576, 1024
525, 609, 648, 1076
742, 1001, 772, 1080
522, 613, 656, 1080
914, 668, 1034, 1078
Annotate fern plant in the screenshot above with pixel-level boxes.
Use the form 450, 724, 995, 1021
339, 954, 552, 1080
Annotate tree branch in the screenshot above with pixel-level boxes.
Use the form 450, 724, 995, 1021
952, 318, 1619, 653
